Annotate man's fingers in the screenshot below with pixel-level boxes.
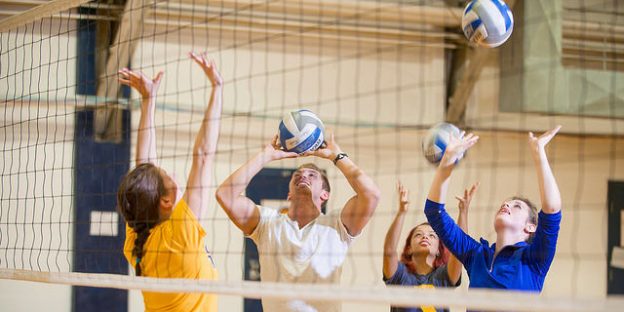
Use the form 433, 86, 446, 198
271, 134, 280, 147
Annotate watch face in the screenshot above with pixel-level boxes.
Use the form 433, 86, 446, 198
334, 153, 347, 164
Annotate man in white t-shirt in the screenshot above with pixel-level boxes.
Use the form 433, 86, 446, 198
216, 132, 381, 311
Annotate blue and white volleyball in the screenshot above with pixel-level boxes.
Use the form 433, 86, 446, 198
462, 0, 514, 48
422, 122, 462, 164
278, 109, 325, 154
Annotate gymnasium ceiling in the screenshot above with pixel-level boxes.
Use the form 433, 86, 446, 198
2, 0, 621, 72
1, 0, 622, 120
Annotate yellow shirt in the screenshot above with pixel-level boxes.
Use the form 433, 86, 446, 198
124, 199, 218, 311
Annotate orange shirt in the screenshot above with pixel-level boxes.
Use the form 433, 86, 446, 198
124, 199, 218, 311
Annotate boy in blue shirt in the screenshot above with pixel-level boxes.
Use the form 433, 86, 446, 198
424, 126, 562, 291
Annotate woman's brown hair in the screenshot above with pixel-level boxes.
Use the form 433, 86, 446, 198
117, 163, 165, 276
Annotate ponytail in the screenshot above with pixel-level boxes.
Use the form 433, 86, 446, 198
132, 224, 151, 276
117, 163, 165, 277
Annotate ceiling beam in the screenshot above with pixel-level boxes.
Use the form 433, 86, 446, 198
446, 0, 516, 125
446, 48, 492, 125
94, 0, 153, 141
0, 0, 91, 32
170, 0, 463, 28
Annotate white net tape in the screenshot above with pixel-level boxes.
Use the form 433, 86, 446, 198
1, 268, 623, 312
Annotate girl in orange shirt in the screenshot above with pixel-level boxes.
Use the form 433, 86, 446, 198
116, 52, 222, 311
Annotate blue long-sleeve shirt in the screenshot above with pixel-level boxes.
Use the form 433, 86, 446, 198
424, 199, 561, 291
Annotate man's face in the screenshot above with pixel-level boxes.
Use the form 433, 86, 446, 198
288, 168, 328, 208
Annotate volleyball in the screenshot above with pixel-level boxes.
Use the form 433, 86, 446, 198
278, 109, 325, 154
461, 0, 514, 48
422, 122, 462, 164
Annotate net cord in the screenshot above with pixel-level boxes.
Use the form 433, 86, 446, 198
0, 268, 622, 311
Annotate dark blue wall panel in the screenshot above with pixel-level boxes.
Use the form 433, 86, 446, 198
72, 109, 130, 312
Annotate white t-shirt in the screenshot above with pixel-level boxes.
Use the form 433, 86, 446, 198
248, 205, 358, 312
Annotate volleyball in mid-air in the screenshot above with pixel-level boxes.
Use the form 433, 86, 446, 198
461, 0, 514, 48
278, 109, 325, 154
422, 122, 462, 164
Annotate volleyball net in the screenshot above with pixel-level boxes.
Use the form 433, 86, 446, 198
1, 0, 624, 311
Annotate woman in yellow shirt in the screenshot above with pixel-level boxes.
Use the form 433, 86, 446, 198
116, 52, 222, 311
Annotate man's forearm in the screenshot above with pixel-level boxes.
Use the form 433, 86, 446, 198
220, 150, 271, 196
336, 157, 379, 197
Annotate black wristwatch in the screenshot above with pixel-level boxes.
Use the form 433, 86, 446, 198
333, 152, 348, 165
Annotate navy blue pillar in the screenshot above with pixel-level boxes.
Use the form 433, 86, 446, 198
73, 5, 131, 310
608, 181, 624, 295
72, 109, 130, 312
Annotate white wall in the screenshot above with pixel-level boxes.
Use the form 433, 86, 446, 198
0, 20, 78, 312
0, 105, 75, 311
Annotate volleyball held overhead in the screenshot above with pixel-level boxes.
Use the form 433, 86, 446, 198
422, 122, 463, 164
278, 109, 325, 154
462, 0, 514, 48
